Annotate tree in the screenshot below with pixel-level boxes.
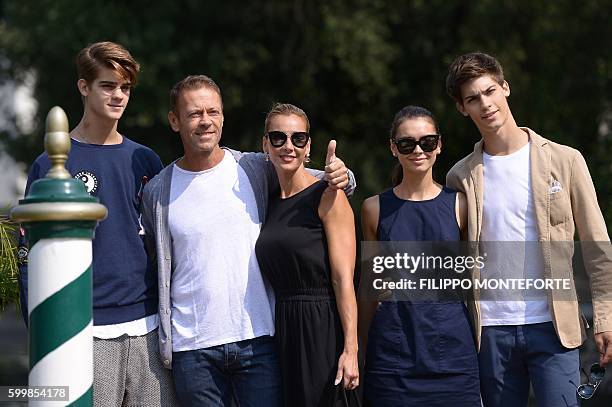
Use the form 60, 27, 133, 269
1, 0, 610, 227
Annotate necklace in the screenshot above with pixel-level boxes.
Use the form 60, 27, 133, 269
71, 130, 121, 145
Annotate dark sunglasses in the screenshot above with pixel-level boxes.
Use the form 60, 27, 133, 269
393, 134, 440, 155
577, 363, 606, 400
266, 131, 310, 148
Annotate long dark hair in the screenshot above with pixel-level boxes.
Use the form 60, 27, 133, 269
390, 106, 440, 186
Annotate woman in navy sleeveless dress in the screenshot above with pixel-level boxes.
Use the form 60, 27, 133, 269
360, 106, 480, 406
255, 103, 360, 406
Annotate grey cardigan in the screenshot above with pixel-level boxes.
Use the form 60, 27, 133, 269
141, 148, 356, 368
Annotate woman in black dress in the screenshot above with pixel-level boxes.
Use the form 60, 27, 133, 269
255, 103, 359, 406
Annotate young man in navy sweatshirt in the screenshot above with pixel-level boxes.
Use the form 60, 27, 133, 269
19, 41, 177, 406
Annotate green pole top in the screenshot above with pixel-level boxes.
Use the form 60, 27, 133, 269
10, 106, 108, 223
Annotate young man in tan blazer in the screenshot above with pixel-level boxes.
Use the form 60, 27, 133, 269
445, 52, 611, 406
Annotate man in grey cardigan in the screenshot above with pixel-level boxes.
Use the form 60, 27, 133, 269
141, 75, 355, 406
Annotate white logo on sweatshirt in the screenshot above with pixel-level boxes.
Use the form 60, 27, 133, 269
74, 171, 99, 195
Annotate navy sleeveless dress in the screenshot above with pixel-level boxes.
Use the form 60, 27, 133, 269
256, 180, 360, 407
364, 187, 480, 406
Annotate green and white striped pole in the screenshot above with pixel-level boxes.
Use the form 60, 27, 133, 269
10, 107, 107, 406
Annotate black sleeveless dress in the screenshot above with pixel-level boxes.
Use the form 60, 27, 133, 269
255, 180, 359, 407
364, 187, 480, 406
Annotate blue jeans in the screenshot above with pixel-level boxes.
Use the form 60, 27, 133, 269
479, 322, 580, 407
172, 335, 282, 407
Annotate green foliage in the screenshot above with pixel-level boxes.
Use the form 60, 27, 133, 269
1, 0, 610, 229
0, 217, 19, 311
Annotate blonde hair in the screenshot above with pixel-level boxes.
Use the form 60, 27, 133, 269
264, 103, 310, 133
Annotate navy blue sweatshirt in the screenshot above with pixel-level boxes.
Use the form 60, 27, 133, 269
19, 137, 163, 325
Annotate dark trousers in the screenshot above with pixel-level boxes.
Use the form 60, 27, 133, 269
479, 322, 580, 407
172, 335, 282, 407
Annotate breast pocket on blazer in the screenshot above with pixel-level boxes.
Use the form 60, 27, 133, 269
549, 192, 570, 226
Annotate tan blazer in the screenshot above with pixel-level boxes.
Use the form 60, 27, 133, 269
447, 128, 611, 349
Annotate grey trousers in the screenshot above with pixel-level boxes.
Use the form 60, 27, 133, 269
93, 328, 179, 406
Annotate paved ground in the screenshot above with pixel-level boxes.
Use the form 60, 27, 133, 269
0, 305, 27, 386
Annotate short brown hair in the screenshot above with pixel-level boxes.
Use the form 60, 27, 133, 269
446, 52, 505, 103
264, 103, 310, 133
170, 75, 222, 113
76, 41, 140, 85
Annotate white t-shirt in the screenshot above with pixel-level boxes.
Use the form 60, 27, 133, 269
480, 142, 551, 326
93, 314, 158, 339
168, 151, 275, 351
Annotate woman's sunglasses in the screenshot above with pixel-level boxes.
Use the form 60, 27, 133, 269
266, 131, 310, 148
393, 134, 440, 155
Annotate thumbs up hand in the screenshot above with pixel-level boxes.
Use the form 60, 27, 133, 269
325, 139, 337, 167
325, 139, 349, 190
